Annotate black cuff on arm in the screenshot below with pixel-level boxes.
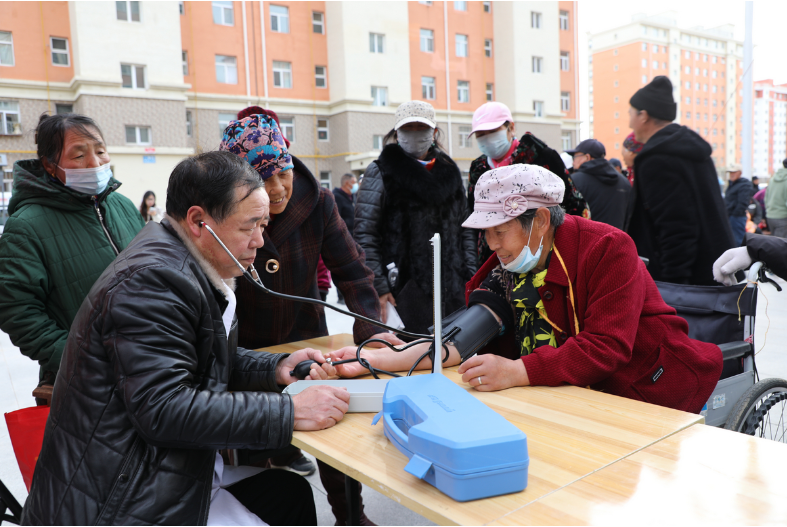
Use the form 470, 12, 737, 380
468, 289, 515, 335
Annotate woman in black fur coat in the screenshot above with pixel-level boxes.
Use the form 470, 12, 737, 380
354, 101, 477, 335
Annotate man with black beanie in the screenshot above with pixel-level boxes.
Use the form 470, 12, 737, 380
626, 76, 734, 285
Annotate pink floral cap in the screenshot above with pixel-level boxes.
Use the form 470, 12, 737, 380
462, 164, 565, 229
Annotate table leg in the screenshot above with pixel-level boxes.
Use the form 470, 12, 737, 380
344, 475, 360, 526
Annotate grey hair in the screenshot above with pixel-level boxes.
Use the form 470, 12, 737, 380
340, 173, 355, 185
515, 205, 566, 231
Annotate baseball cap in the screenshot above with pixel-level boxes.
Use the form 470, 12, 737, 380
471, 102, 513, 135
726, 163, 743, 173
394, 101, 436, 130
462, 164, 565, 230
565, 139, 606, 159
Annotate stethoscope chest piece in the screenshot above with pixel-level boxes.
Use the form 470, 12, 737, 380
266, 259, 280, 274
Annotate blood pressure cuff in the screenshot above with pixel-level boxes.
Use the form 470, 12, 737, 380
443, 297, 508, 363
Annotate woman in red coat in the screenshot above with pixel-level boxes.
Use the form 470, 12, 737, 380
333, 164, 722, 413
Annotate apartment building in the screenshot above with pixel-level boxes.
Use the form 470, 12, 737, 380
1, 1, 579, 204
588, 12, 743, 173
753, 80, 787, 178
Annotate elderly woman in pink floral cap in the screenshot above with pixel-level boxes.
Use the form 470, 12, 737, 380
332, 163, 723, 415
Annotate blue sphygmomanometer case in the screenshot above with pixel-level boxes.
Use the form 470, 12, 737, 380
372, 373, 529, 502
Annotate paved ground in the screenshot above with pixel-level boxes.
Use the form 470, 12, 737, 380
2, 275, 785, 525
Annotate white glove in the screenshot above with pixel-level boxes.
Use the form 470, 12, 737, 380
712, 247, 752, 286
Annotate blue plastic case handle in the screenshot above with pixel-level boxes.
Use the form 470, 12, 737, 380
404, 455, 433, 479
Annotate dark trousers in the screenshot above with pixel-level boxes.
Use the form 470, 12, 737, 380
226, 469, 317, 526
729, 215, 746, 247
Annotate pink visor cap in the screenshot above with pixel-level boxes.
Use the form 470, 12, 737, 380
471, 102, 513, 135
462, 164, 565, 229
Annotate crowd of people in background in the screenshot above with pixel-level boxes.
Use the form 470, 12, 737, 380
4, 72, 787, 525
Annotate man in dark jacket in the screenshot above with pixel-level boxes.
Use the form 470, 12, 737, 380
725, 163, 753, 246
332, 172, 357, 236
627, 75, 734, 285
22, 151, 349, 526
566, 138, 633, 230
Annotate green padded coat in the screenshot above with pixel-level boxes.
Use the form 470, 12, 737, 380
0, 160, 145, 379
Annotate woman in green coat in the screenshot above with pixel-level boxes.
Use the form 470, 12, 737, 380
0, 113, 145, 384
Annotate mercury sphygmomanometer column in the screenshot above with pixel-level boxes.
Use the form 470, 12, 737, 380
431, 233, 442, 376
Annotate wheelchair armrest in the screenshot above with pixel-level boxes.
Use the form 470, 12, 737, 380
718, 341, 752, 361
33, 384, 54, 406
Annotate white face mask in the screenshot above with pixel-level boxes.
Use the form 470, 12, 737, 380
397, 128, 434, 159
499, 225, 543, 274
477, 128, 512, 161
58, 162, 113, 196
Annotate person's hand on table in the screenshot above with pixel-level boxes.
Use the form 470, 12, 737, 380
276, 348, 336, 386
365, 332, 406, 348
292, 385, 350, 430
458, 354, 530, 392
379, 293, 396, 323
327, 346, 375, 378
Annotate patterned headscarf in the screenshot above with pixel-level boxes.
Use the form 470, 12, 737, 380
623, 132, 644, 154
220, 114, 294, 180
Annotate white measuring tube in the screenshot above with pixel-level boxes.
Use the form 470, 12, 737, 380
430, 233, 442, 376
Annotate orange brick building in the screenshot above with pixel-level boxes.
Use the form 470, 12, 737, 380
589, 13, 743, 173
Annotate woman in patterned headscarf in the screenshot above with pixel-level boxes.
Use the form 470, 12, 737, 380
622, 132, 644, 185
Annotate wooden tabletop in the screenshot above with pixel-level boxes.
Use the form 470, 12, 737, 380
492, 424, 787, 525
261, 334, 704, 525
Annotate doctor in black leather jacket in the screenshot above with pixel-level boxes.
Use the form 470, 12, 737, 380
22, 152, 349, 526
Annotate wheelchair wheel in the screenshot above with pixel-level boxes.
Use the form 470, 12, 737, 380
724, 378, 787, 442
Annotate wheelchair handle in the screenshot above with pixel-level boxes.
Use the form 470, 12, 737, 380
747, 262, 764, 287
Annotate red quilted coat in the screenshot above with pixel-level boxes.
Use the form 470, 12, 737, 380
465, 215, 722, 414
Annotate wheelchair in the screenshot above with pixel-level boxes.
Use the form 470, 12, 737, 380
656, 262, 787, 442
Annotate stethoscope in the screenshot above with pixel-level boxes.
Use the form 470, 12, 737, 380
199, 221, 454, 379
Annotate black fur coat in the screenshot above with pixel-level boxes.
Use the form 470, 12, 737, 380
354, 144, 476, 334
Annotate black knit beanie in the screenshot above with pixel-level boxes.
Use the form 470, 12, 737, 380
629, 76, 677, 122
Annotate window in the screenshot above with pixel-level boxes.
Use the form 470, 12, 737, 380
533, 100, 544, 118
422, 76, 436, 99
459, 125, 472, 148
685, 96, 691, 104
485, 83, 493, 102
55, 103, 73, 115
186, 110, 193, 137
373, 134, 384, 150
642, 43, 648, 51
420, 29, 434, 52
0, 32, 13, 66
371, 86, 387, 106
121, 64, 145, 89
613, 49, 618, 56
369, 33, 385, 53
273, 61, 292, 88
457, 80, 469, 103
0, 100, 20, 135
653, 61, 658, 69
686, 111, 691, 119
532, 56, 543, 73
454, 1, 467, 11
313, 66, 327, 88
179, 2, 184, 15
560, 51, 570, 71
561, 133, 571, 151
685, 81, 690, 89
312, 11, 324, 34
614, 112, 619, 118
484, 39, 492, 58
419, 0, 433, 4
278, 117, 294, 142
712, 56, 717, 64
642, 75, 647, 83
614, 80, 619, 87
319, 171, 331, 189
685, 50, 690, 59
125, 125, 151, 145
614, 96, 619, 103
559, 10, 569, 30
215, 55, 238, 84
50, 37, 69, 66
317, 119, 329, 141
561, 92, 570, 112
212, 1, 233, 25
695, 67, 699, 75
662, 62, 667, 69
615, 127, 620, 134
712, 70, 717, 79
531, 12, 542, 29
703, 69, 708, 77
116, 1, 140, 22
455, 34, 468, 57
218, 112, 235, 136
484, 2, 491, 13
182, 51, 188, 75
270, 5, 289, 33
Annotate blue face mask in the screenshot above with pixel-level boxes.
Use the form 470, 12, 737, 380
500, 226, 543, 274
59, 162, 113, 196
477, 128, 512, 161
351, 183, 359, 194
